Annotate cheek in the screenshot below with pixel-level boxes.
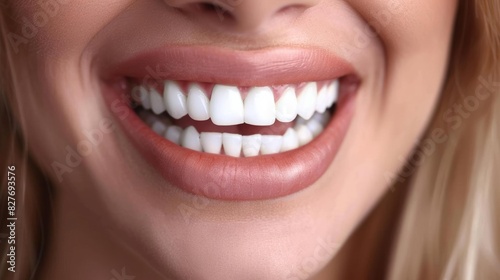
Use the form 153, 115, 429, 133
345, 0, 458, 52
3, 1, 134, 174
8, 1, 135, 57
332, 0, 458, 195
348, 0, 458, 122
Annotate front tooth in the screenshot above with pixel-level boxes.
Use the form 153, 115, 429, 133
200, 132, 222, 154
164, 126, 183, 145
244, 87, 275, 126
315, 86, 328, 114
150, 88, 165, 115
242, 134, 262, 157
261, 135, 283, 155
297, 82, 318, 120
164, 81, 188, 119
181, 126, 202, 151
222, 133, 242, 157
281, 128, 299, 152
139, 86, 151, 110
211, 85, 244, 126
296, 125, 313, 146
187, 84, 210, 121
326, 80, 339, 108
275, 87, 298, 123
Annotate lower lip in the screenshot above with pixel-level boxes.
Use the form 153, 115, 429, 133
104, 84, 356, 201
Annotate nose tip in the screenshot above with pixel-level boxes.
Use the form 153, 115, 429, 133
163, 0, 321, 33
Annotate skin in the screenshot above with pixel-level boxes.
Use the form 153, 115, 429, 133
4, 0, 457, 279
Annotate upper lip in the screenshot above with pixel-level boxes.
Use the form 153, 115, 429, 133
102, 45, 357, 201
102, 45, 355, 86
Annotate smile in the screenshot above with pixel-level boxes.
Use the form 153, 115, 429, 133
102, 46, 358, 200
134, 79, 338, 156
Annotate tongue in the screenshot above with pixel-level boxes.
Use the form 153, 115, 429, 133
174, 116, 295, 135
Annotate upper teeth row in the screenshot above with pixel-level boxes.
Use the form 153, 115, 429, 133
133, 80, 339, 126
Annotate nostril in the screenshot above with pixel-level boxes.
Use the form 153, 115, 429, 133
199, 2, 221, 12
187, 2, 235, 20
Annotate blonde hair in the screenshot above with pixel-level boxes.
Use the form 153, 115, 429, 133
389, 0, 500, 279
1, 0, 499, 279
0, 4, 50, 280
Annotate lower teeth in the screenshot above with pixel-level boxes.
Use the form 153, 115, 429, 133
138, 110, 332, 157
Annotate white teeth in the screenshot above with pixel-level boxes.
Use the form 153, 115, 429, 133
326, 80, 339, 108
140, 115, 326, 157
139, 86, 151, 110
242, 134, 262, 157
312, 111, 330, 127
306, 119, 324, 137
165, 126, 183, 145
222, 133, 242, 157
296, 124, 314, 146
164, 81, 188, 119
315, 86, 328, 114
200, 132, 223, 154
137, 79, 338, 125
297, 82, 318, 120
260, 135, 283, 155
275, 87, 298, 123
244, 87, 276, 126
281, 128, 300, 152
181, 126, 202, 151
151, 120, 168, 135
150, 88, 166, 115
210, 85, 245, 126
136, 79, 340, 156
187, 84, 210, 121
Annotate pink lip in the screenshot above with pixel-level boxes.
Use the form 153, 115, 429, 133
103, 46, 354, 86
102, 46, 357, 201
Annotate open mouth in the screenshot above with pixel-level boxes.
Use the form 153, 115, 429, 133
102, 46, 358, 201
133, 79, 339, 157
